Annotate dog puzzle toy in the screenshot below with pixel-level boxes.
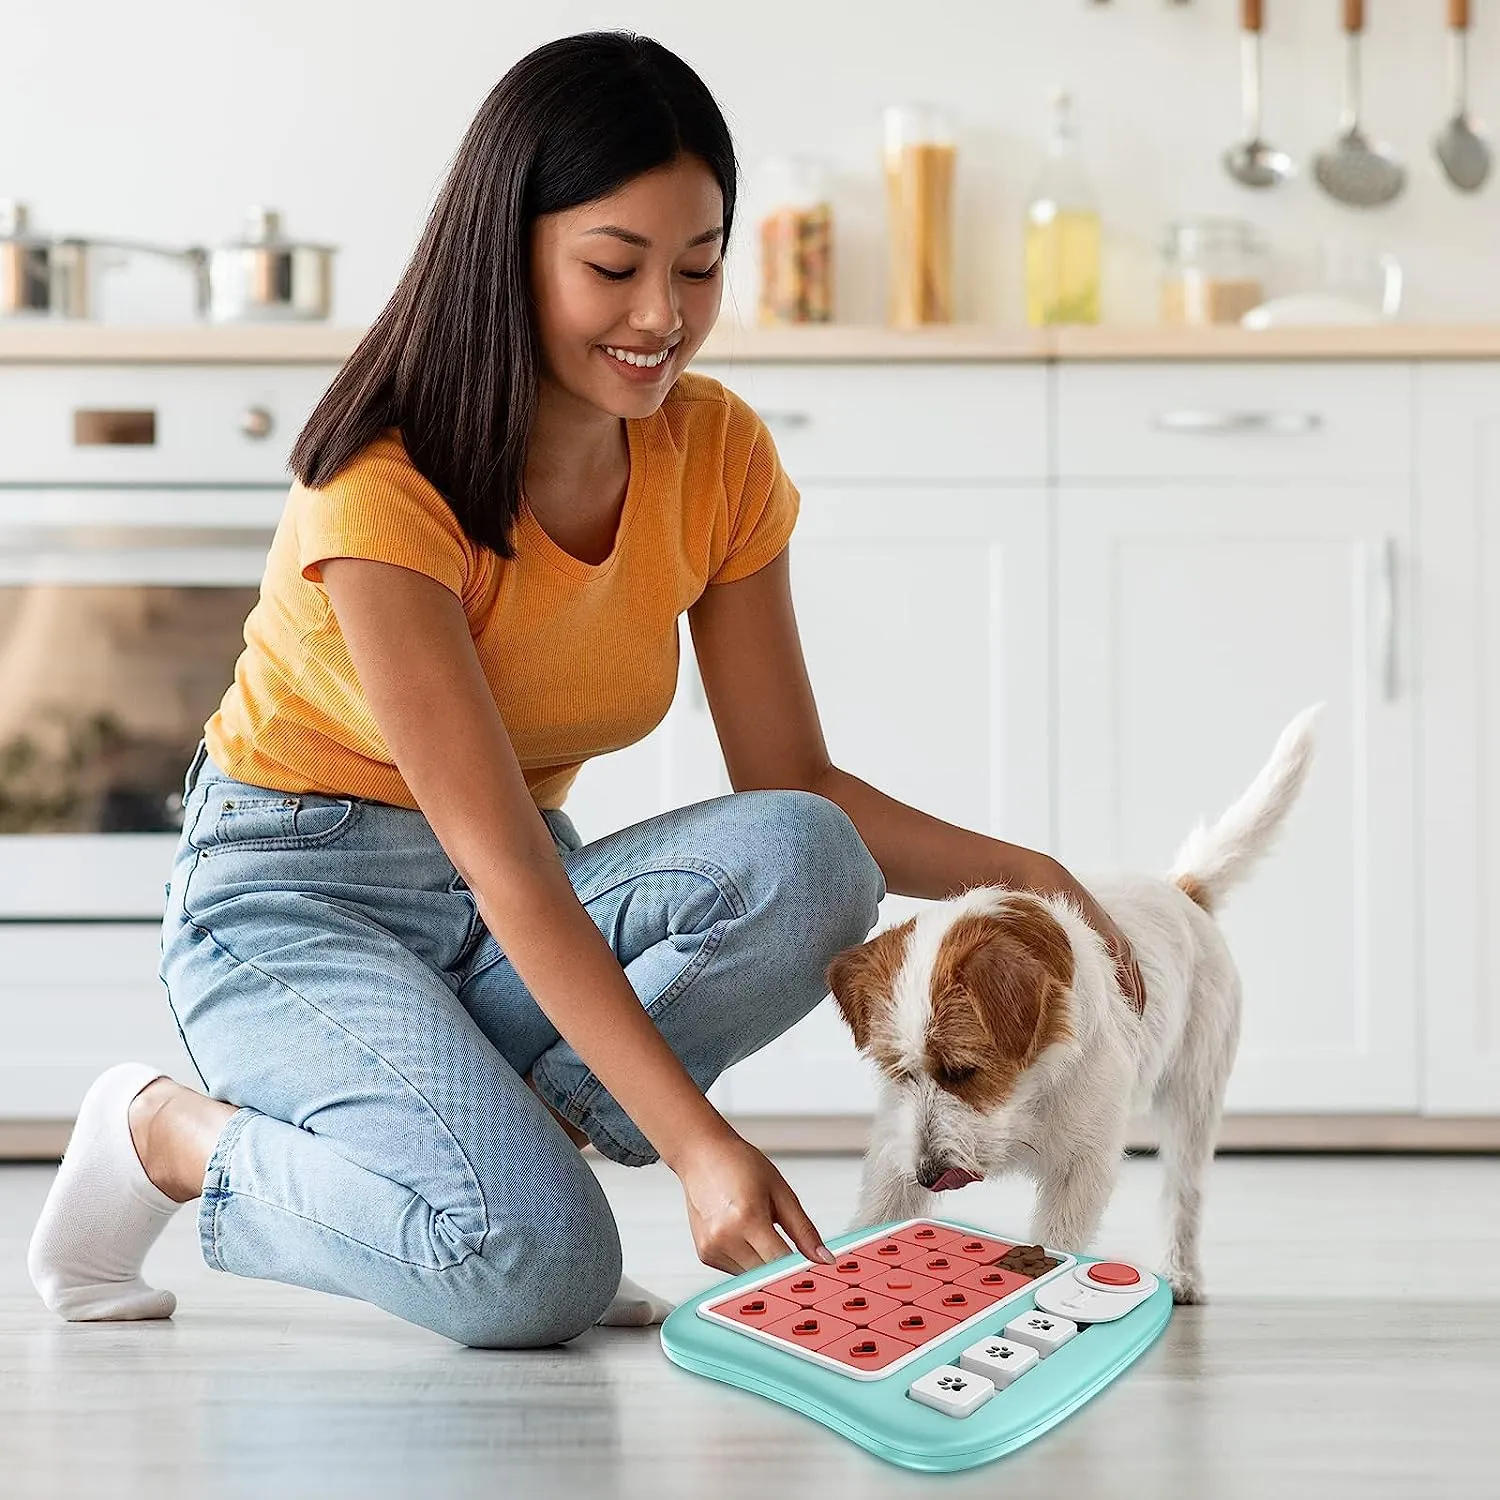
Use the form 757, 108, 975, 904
659, 1215, 1171, 1473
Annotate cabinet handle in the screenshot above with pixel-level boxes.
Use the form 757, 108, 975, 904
1151, 409, 1323, 435
759, 410, 812, 432
1378, 535, 1400, 701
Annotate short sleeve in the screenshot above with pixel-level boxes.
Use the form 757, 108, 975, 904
293, 439, 472, 600
708, 401, 801, 586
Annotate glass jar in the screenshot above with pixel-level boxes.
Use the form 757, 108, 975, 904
882, 104, 956, 326
1160, 218, 1267, 326
756, 159, 834, 325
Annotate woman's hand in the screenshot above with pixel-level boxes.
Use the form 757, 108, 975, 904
1027, 856, 1147, 1015
670, 1126, 836, 1276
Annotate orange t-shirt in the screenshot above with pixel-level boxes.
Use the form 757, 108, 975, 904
205, 371, 799, 810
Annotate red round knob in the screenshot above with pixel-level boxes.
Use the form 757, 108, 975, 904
1086, 1261, 1141, 1287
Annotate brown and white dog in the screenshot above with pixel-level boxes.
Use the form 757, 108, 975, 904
827, 707, 1319, 1304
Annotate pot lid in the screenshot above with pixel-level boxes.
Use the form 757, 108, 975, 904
0, 199, 45, 244
222, 206, 336, 253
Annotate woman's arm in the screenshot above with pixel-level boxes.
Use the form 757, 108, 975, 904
688, 550, 1147, 1010
321, 557, 731, 1170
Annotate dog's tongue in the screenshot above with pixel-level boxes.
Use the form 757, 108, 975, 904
931, 1168, 982, 1193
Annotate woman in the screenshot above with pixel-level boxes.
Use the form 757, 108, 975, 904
28, 31, 1143, 1349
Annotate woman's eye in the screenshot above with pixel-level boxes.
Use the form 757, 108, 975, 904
586, 262, 721, 283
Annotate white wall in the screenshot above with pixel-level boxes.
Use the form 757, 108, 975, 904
6, 0, 1499, 326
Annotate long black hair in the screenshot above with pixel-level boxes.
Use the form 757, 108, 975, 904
288, 31, 738, 560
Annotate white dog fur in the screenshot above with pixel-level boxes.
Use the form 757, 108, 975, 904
827, 706, 1320, 1304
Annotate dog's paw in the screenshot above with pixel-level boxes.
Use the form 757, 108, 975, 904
1166, 1271, 1206, 1305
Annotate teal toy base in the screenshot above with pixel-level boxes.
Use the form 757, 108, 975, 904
659, 1215, 1173, 1474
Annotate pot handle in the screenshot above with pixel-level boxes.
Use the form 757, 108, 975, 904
80, 238, 212, 316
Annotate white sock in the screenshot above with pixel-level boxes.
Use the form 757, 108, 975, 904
595, 1272, 675, 1327
27, 1063, 184, 1321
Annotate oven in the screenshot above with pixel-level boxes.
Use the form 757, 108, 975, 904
0, 359, 339, 1121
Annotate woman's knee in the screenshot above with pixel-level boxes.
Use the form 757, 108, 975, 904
743, 789, 885, 947
423, 1175, 623, 1349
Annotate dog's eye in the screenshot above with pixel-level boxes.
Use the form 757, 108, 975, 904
937, 1064, 979, 1088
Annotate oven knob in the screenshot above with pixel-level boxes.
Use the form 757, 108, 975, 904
239, 405, 274, 440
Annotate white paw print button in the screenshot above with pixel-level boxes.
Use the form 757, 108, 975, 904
908, 1363, 996, 1419
1002, 1310, 1078, 1357
958, 1336, 1039, 1388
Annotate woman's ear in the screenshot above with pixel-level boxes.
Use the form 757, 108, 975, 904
825, 919, 913, 1053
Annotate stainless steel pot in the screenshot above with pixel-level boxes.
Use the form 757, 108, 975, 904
0, 201, 336, 322
0, 201, 92, 317
185, 208, 337, 323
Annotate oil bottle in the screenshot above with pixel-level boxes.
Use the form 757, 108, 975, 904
1024, 89, 1101, 326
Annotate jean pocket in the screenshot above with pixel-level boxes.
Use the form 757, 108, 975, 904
186, 785, 361, 854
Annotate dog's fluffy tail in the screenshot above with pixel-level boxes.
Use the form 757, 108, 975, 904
1168, 705, 1321, 913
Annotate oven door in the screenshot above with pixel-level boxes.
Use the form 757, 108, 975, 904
0, 487, 282, 919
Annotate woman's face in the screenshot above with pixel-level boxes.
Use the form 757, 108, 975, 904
530, 154, 725, 426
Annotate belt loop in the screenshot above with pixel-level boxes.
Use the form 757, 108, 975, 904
183, 739, 209, 799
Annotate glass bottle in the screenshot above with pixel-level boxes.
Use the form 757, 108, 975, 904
1024, 89, 1101, 326
756, 159, 834, 325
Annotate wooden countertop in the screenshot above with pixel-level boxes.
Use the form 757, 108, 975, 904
7, 320, 1500, 363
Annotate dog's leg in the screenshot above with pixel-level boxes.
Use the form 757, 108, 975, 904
851, 1143, 932, 1232
1155, 986, 1238, 1305
849, 1097, 934, 1231
1028, 1144, 1119, 1254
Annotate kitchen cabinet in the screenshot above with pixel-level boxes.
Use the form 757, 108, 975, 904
0, 926, 196, 1115
4, 346, 1494, 1136
712, 485, 1052, 1115
1054, 484, 1417, 1111
1414, 365, 1500, 1114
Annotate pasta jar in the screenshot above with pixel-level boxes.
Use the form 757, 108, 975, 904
883, 104, 956, 326
1160, 217, 1266, 326
756, 159, 834, 325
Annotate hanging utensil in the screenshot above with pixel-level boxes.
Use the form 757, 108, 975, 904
1434, 0, 1492, 190
1313, 0, 1406, 207
1224, 0, 1294, 187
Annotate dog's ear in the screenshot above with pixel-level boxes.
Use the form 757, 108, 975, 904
826, 920, 914, 1053
936, 900, 1075, 1078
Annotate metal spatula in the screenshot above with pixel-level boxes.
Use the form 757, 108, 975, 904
1313, 0, 1406, 207
1434, 0, 1492, 191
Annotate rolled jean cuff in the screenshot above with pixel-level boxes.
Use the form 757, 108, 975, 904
529, 1060, 659, 1169
197, 1104, 257, 1271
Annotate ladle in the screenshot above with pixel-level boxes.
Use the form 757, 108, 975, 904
1223, 0, 1293, 188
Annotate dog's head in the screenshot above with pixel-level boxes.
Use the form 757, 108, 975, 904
826, 891, 1076, 1191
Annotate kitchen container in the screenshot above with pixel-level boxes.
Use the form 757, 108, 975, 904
1025, 90, 1101, 326
1160, 217, 1267, 326
756, 159, 834, 325
882, 104, 956, 326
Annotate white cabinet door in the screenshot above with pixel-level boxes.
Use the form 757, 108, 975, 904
1056, 486, 1417, 1112
717, 486, 1052, 1115
1415, 366, 1500, 1113
0, 925, 196, 1117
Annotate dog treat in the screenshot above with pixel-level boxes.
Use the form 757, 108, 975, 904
993, 1244, 1060, 1278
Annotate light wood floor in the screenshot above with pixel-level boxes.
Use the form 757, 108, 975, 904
4, 1153, 1498, 1499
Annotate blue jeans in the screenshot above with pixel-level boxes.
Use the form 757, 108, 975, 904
159, 743, 884, 1348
